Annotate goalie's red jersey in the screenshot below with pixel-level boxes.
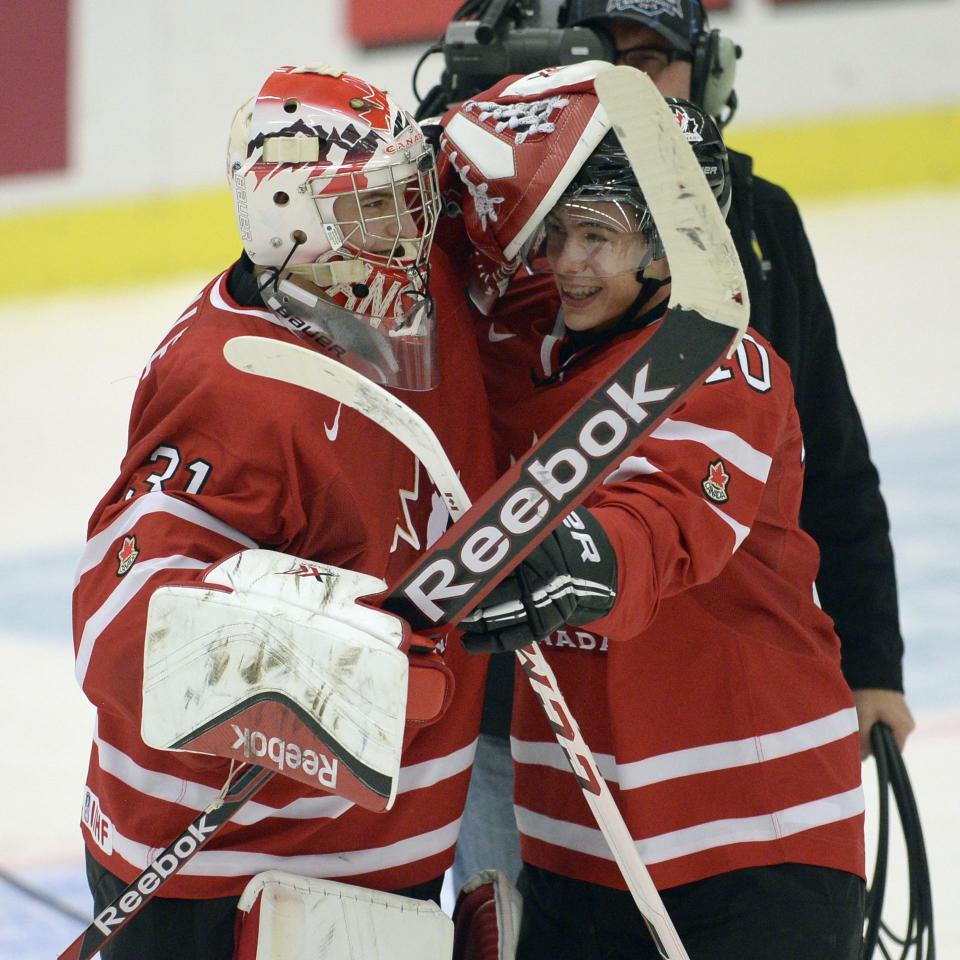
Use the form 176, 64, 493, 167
480, 276, 865, 892
73, 253, 496, 898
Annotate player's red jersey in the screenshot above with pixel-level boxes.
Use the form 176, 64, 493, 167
479, 275, 865, 892
73, 252, 497, 898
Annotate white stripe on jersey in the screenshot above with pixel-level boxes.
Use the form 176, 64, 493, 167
512, 736, 617, 781
92, 726, 350, 825
705, 500, 751, 552
604, 456, 660, 484
651, 418, 773, 482
512, 706, 858, 790
92, 726, 477, 825
75, 554, 208, 686
616, 706, 858, 788
398, 742, 477, 792
98, 808, 463, 881
75, 491, 256, 585
516, 784, 864, 866
208, 272, 277, 322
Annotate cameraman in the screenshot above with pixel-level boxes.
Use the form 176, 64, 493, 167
437, 0, 914, 894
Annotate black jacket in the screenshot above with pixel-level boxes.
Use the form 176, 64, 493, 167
479, 151, 905, 740
726, 149, 903, 693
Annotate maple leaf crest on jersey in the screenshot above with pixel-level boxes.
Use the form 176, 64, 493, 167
702, 460, 730, 502
116, 535, 139, 576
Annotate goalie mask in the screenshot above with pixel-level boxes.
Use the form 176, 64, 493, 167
228, 66, 443, 390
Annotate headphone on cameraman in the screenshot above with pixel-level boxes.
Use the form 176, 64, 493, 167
560, 0, 740, 124
690, 18, 739, 122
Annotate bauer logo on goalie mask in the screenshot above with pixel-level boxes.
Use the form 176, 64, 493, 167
607, 0, 684, 19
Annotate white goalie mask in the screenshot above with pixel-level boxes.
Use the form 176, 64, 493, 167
228, 66, 442, 390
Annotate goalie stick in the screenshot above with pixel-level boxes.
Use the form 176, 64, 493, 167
224, 67, 747, 960
59, 67, 746, 960
59, 762, 273, 960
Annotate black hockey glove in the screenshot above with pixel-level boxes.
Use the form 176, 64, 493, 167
458, 508, 618, 654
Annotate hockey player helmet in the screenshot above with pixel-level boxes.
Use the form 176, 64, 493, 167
525, 97, 730, 278
227, 66, 443, 389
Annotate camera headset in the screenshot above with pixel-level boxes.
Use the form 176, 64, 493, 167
561, 0, 741, 124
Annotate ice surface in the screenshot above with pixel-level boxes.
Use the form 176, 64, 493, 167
2, 192, 958, 958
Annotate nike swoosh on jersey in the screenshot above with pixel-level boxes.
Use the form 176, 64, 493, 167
488, 322, 516, 342
324, 403, 343, 441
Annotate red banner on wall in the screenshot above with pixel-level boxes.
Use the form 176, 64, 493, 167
347, 0, 461, 47
0, 0, 70, 176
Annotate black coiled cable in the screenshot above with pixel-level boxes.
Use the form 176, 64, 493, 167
862, 722, 935, 960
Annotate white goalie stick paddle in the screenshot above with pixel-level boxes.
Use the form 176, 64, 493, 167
224, 68, 748, 960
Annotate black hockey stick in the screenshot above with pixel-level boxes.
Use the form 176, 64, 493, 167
225, 68, 747, 960
58, 762, 273, 960
0, 865, 89, 924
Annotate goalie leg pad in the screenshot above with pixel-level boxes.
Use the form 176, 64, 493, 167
234, 870, 454, 960
453, 869, 523, 960
142, 550, 411, 811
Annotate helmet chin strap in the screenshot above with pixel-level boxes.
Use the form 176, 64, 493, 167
620, 268, 671, 330
257, 234, 306, 297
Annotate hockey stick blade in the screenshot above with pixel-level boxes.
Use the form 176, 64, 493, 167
595, 66, 749, 337
58, 763, 273, 960
387, 69, 747, 636
223, 336, 469, 518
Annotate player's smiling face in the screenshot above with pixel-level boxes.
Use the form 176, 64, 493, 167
545, 200, 650, 332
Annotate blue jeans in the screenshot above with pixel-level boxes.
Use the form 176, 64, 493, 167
452, 732, 522, 892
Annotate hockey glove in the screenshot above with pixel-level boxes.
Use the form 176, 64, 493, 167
459, 508, 618, 654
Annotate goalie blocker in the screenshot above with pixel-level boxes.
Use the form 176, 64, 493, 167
142, 550, 453, 812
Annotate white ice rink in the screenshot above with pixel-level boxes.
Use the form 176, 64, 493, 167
1, 189, 958, 957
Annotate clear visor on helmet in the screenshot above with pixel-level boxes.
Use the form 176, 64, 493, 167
525, 198, 659, 280
263, 274, 438, 391
309, 151, 440, 276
